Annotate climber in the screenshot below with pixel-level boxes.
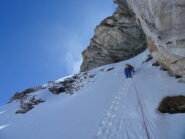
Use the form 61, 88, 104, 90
124, 64, 135, 78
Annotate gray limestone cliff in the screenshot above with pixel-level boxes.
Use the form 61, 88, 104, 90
81, 0, 185, 78
126, 0, 185, 77
80, 0, 147, 71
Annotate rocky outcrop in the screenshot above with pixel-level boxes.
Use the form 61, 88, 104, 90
48, 72, 95, 95
158, 96, 185, 114
16, 96, 45, 114
80, 0, 146, 71
126, 0, 185, 77
9, 86, 47, 114
9, 72, 96, 114
9, 86, 47, 103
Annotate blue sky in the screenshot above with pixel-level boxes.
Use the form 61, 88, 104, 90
0, 0, 116, 105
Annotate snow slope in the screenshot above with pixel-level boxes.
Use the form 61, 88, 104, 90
1, 51, 185, 139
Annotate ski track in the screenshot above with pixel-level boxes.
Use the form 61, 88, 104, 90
92, 79, 141, 139
92, 54, 148, 139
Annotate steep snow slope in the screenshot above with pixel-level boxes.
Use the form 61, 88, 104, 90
1, 51, 185, 139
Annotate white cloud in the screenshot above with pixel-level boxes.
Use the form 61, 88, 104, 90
62, 3, 117, 75
64, 35, 84, 75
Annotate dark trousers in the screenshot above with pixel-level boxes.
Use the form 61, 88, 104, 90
125, 69, 132, 78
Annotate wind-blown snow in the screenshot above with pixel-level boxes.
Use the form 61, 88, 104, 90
1, 51, 185, 139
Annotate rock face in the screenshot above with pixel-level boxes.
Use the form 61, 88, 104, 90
80, 0, 147, 71
126, 0, 185, 77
